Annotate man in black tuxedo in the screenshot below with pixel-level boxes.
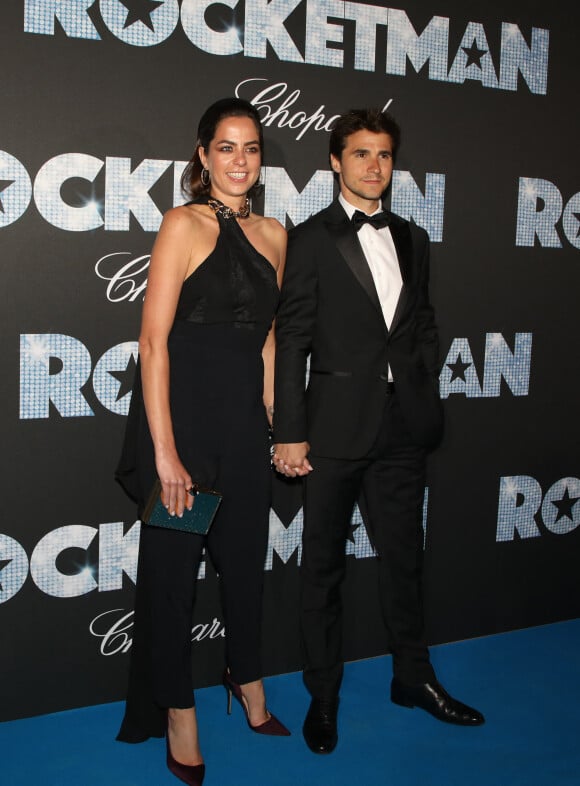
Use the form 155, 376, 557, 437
273, 109, 483, 754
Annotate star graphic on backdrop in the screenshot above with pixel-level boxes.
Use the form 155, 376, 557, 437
551, 487, 580, 522
109, 354, 137, 401
0, 179, 14, 213
446, 355, 472, 382
347, 521, 362, 545
462, 39, 487, 69
0, 559, 12, 592
573, 212, 580, 239
119, 0, 164, 31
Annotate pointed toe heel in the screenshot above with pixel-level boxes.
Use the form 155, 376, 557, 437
223, 670, 291, 736
252, 711, 291, 737
166, 737, 205, 786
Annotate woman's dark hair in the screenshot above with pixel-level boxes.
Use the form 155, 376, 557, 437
180, 97, 264, 200
329, 108, 401, 162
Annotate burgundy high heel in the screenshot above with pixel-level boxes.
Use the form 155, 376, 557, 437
223, 670, 291, 736
166, 732, 205, 785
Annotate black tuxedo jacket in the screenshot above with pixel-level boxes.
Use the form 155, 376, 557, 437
274, 198, 443, 458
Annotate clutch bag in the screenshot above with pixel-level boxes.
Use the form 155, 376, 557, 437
142, 479, 222, 535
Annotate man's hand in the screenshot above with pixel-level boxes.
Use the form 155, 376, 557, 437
273, 442, 313, 477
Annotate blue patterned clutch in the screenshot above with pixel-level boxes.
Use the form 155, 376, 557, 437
143, 479, 222, 535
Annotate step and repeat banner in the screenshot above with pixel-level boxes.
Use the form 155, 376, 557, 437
1, 0, 579, 720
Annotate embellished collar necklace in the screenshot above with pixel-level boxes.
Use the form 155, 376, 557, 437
207, 196, 250, 219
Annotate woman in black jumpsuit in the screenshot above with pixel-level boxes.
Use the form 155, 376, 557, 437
116, 98, 289, 786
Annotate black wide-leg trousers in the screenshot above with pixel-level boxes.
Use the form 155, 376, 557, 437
301, 390, 435, 701
117, 444, 271, 743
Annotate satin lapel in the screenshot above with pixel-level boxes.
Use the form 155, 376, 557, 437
324, 204, 383, 316
388, 215, 413, 333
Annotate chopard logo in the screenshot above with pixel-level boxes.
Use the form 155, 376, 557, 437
236, 77, 393, 142
89, 608, 226, 656
95, 252, 150, 303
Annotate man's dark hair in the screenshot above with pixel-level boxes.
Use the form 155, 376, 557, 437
329, 109, 401, 161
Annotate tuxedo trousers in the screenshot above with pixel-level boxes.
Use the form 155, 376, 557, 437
301, 390, 436, 700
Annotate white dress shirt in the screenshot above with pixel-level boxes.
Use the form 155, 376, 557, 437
339, 194, 402, 381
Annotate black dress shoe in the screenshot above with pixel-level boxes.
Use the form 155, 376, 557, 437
391, 678, 485, 726
302, 698, 339, 754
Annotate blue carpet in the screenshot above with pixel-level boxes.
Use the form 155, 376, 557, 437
2, 619, 579, 785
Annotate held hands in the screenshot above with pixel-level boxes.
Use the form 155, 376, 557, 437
272, 442, 313, 477
155, 453, 194, 517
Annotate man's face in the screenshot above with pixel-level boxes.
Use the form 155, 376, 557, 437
330, 129, 394, 211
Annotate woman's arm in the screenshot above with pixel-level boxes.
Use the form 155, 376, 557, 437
261, 221, 287, 425
139, 208, 194, 517
262, 326, 276, 426
271, 222, 319, 477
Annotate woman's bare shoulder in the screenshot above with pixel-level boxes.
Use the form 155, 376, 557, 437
164, 203, 205, 225
158, 203, 213, 240
253, 214, 287, 241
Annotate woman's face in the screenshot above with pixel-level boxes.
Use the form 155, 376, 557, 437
200, 115, 262, 203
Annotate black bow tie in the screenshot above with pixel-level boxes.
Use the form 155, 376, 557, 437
352, 210, 390, 231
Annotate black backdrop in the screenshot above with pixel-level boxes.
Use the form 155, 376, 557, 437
1, 0, 579, 721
